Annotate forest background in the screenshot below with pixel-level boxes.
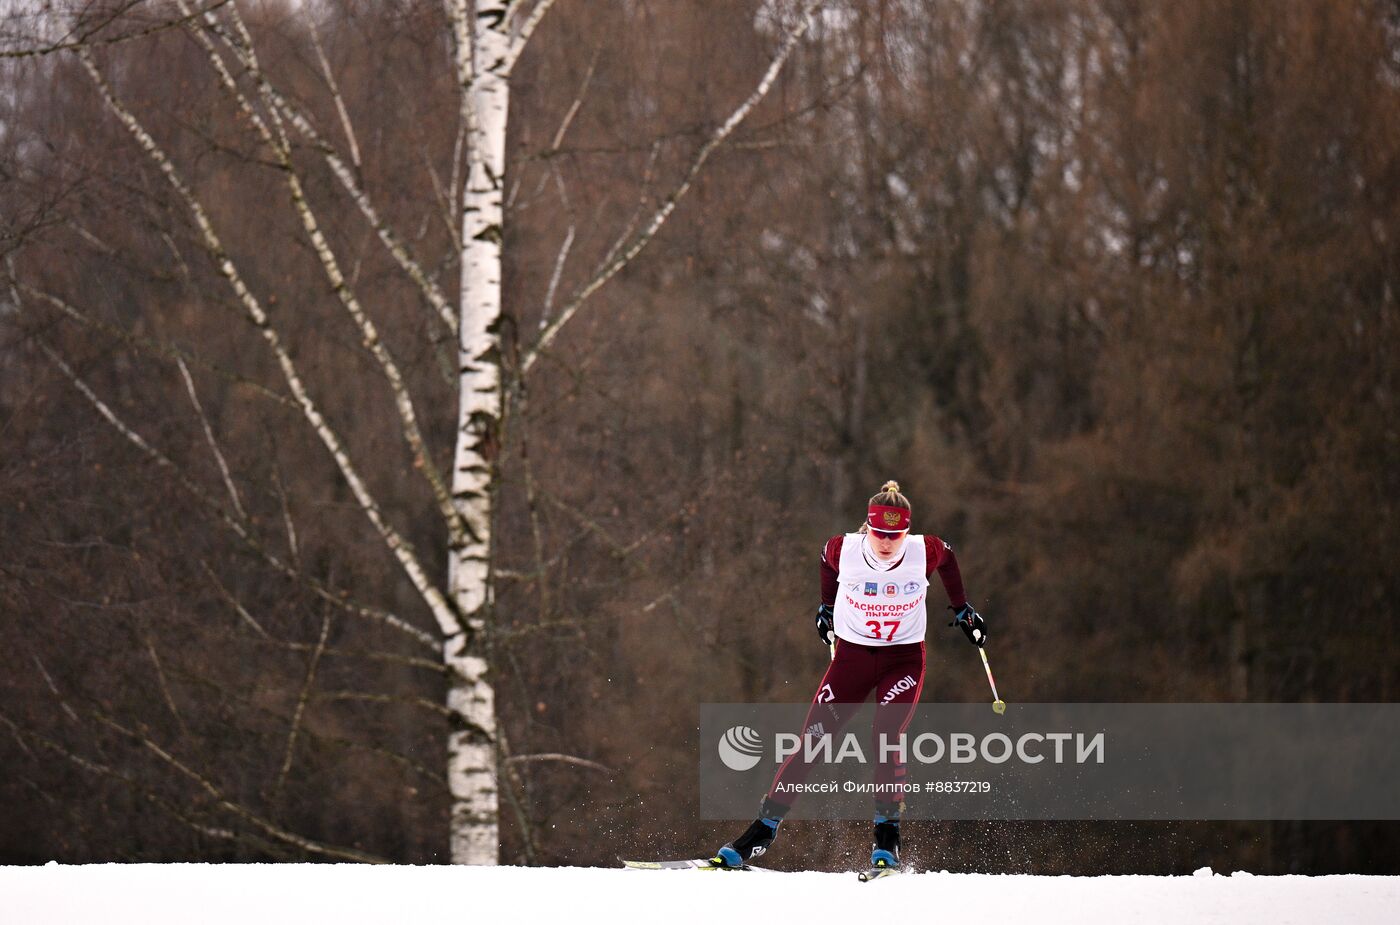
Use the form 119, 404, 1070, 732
2, 0, 1397, 872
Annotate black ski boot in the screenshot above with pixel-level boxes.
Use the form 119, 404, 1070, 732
871, 806, 901, 869
871, 820, 900, 868
714, 797, 789, 868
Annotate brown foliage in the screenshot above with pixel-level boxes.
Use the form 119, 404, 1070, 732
1, 0, 1397, 871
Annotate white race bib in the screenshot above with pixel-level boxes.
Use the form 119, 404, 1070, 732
831, 533, 928, 646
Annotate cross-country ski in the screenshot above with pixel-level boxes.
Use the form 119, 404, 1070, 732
620, 857, 765, 872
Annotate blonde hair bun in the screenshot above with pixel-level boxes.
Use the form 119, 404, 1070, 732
861, 480, 911, 533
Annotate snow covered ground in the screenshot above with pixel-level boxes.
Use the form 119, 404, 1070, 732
4, 863, 1398, 924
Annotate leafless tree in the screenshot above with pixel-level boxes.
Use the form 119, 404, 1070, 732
3, 0, 819, 863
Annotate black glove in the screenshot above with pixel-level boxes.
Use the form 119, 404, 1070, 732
948, 602, 987, 648
815, 603, 835, 647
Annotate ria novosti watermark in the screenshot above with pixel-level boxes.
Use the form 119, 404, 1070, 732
699, 703, 1400, 821
718, 725, 1104, 771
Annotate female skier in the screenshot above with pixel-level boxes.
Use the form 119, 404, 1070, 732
713, 480, 986, 872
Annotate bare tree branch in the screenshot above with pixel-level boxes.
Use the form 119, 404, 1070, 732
305, 14, 361, 171
74, 47, 462, 640
191, 4, 459, 341
519, 1, 819, 374
24, 322, 437, 651
31, 655, 78, 723
139, 618, 190, 741
199, 559, 272, 640
13, 279, 297, 411
165, 664, 451, 790
176, 3, 470, 552
588, 140, 662, 283
272, 609, 331, 804
90, 711, 390, 863
248, 635, 452, 679
502, 0, 558, 75
199, 553, 436, 652
446, 107, 468, 252
0, 711, 259, 854
3, 696, 386, 863
422, 146, 462, 265
507, 44, 599, 214
493, 722, 538, 865
516, 390, 551, 618
266, 443, 301, 570
505, 752, 613, 774
315, 691, 453, 720
177, 357, 246, 520
3, 712, 36, 760
0, 0, 231, 59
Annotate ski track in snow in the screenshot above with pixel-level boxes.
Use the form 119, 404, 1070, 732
3, 864, 1397, 924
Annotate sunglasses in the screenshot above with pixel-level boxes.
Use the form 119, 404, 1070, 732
870, 529, 907, 540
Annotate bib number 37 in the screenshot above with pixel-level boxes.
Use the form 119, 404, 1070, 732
865, 620, 901, 641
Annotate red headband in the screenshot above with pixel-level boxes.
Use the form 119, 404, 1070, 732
867, 504, 910, 532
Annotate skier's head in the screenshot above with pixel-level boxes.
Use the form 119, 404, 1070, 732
863, 480, 911, 557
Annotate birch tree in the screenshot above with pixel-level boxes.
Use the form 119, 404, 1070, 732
3, 0, 819, 863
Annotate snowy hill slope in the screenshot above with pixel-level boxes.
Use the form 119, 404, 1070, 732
4, 864, 1397, 925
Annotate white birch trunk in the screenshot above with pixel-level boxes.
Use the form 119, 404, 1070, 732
437, 0, 813, 863
445, 0, 512, 865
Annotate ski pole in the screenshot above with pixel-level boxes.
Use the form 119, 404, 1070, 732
979, 647, 1006, 714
